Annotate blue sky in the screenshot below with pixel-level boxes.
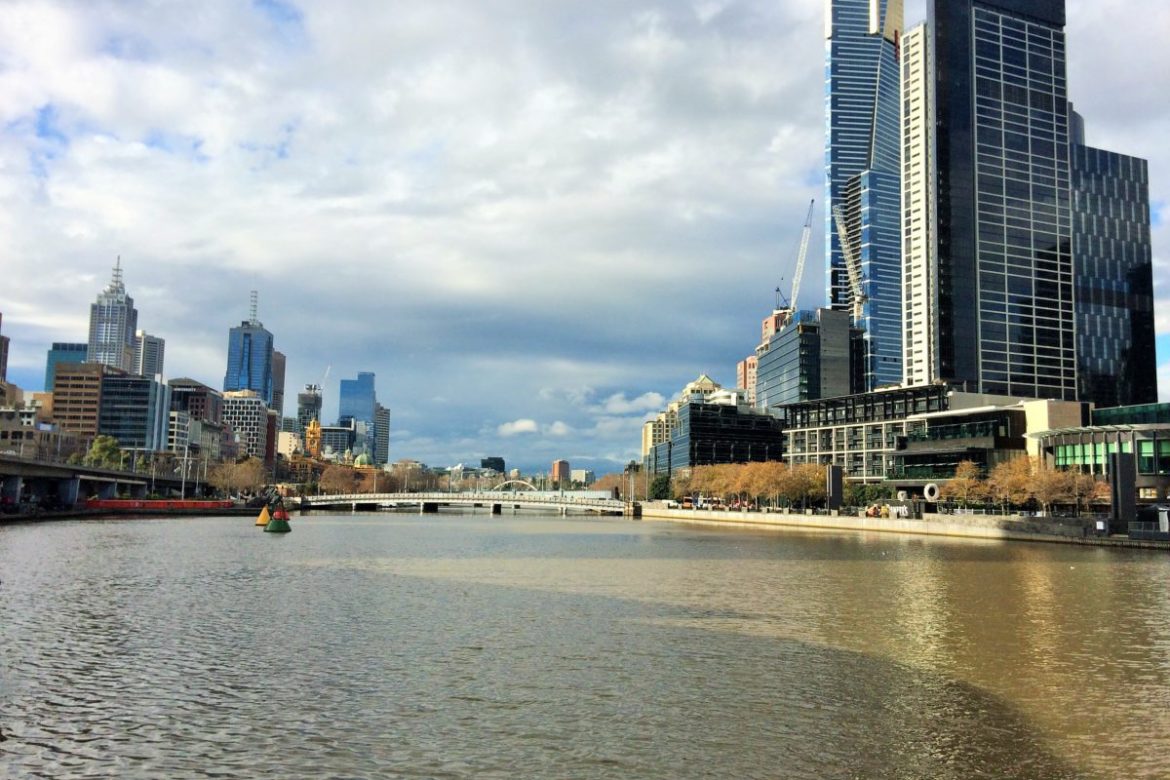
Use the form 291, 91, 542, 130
1, 0, 1167, 473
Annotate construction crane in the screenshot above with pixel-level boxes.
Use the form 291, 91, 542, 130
831, 204, 867, 324
773, 199, 815, 330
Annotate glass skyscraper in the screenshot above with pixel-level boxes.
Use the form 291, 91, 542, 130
87, 258, 138, 372
902, 0, 1155, 403
223, 316, 274, 406
1071, 143, 1157, 406
825, 0, 904, 389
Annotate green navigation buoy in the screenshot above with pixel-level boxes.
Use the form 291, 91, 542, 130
265, 517, 292, 533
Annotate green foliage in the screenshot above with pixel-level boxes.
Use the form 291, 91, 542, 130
84, 435, 124, 469
649, 474, 672, 500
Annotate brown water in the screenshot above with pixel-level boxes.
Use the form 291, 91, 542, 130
1, 513, 1168, 778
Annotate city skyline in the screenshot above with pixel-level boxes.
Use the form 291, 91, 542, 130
0, 0, 1166, 473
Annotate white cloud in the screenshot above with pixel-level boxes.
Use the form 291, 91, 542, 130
601, 391, 666, 415
545, 421, 573, 437
0, 0, 1165, 472
497, 419, 539, 437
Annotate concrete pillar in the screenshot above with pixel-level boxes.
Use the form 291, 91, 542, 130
58, 477, 81, 508
1, 475, 22, 504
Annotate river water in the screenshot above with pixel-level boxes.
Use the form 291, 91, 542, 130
1, 512, 1168, 779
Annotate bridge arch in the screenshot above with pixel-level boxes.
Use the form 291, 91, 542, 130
491, 479, 538, 492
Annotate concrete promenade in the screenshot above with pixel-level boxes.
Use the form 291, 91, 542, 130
639, 504, 1170, 550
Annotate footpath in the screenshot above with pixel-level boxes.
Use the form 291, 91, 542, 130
639, 504, 1169, 550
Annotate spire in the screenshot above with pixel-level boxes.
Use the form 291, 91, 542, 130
249, 290, 260, 326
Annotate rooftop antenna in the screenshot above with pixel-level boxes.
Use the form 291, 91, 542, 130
249, 290, 259, 326
110, 255, 124, 291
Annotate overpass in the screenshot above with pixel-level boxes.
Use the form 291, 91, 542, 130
0, 453, 200, 511
299, 491, 635, 517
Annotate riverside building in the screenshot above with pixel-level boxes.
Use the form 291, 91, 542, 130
900, 0, 1155, 403
825, 0, 904, 389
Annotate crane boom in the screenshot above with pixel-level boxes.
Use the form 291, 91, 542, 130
788, 199, 815, 315
831, 204, 866, 323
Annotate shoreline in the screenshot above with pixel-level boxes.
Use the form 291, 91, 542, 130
639, 505, 1170, 550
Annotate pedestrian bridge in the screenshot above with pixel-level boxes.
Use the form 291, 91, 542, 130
298, 491, 633, 516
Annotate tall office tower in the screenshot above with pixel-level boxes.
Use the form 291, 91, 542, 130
1071, 142, 1156, 406
339, 372, 376, 426
221, 390, 270, 459
87, 258, 139, 372
825, 0, 903, 389
921, 0, 1076, 399
296, 384, 322, 435
223, 292, 274, 406
271, 350, 286, 417
45, 343, 88, 390
374, 402, 390, 466
132, 330, 165, 378
0, 312, 9, 383
904, 0, 1156, 402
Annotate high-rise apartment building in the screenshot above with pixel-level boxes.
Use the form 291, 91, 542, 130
755, 308, 861, 412
374, 402, 390, 466
901, 0, 1155, 403
45, 343, 88, 391
87, 258, 139, 372
221, 390, 269, 460
132, 330, 165, 378
223, 294, 274, 406
825, 0, 903, 389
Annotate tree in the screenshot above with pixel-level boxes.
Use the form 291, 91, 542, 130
234, 458, 267, 495
1031, 467, 1074, 515
940, 460, 987, 506
649, 473, 672, 500
319, 465, 359, 495
987, 456, 1034, 511
84, 435, 124, 469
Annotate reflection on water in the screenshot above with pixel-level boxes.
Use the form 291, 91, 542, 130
1, 513, 1168, 778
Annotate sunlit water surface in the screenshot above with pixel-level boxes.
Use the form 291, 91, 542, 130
2, 512, 1169, 779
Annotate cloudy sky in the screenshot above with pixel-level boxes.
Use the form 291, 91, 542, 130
1, 0, 1166, 474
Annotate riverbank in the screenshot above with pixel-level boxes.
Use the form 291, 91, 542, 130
640, 504, 1170, 550
0, 504, 259, 524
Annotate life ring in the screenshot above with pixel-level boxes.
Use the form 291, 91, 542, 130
923, 483, 940, 502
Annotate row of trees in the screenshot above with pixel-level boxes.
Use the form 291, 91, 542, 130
672, 462, 829, 509
942, 458, 1109, 514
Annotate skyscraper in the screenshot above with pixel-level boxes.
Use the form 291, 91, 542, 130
223, 293, 274, 406
338, 372, 376, 426
1071, 142, 1157, 407
271, 350, 287, 417
374, 402, 390, 466
132, 330, 165, 378
296, 384, 323, 435
0, 312, 9, 383
87, 258, 138, 372
901, 0, 1155, 403
825, 0, 903, 389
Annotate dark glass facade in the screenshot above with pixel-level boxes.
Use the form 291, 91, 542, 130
755, 309, 860, 411
646, 402, 785, 476
98, 375, 171, 451
1071, 145, 1157, 407
930, 0, 1076, 400
223, 322, 274, 406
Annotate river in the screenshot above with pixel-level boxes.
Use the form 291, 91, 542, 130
1, 512, 1168, 778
